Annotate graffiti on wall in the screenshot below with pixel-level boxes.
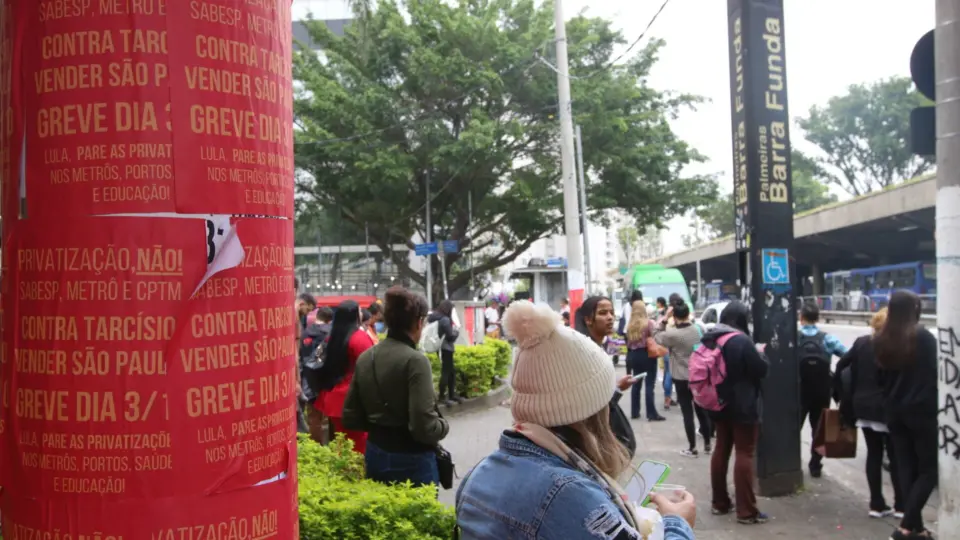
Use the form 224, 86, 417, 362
940, 326, 960, 460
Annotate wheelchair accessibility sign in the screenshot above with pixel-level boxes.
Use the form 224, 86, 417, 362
762, 249, 789, 285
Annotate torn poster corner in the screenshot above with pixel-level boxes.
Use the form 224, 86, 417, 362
192, 216, 245, 297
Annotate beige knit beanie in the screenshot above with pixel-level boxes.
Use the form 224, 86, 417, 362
503, 301, 616, 427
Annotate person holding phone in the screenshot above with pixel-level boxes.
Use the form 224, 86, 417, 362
456, 301, 696, 539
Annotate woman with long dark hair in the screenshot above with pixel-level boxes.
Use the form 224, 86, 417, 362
428, 300, 461, 406
574, 296, 638, 458
343, 287, 448, 487
705, 301, 769, 525
874, 290, 938, 540
834, 308, 904, 519
315, 299, 375, 454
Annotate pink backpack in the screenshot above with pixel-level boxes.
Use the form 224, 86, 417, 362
688, 332, 739, 412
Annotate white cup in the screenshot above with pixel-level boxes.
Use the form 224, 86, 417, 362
650, 484, 686, 503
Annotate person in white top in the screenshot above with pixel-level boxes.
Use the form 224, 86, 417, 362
485, 300, 501, 338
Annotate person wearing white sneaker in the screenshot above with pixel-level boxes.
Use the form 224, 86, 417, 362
835, 308, 904, 520
656, 302, 712, 457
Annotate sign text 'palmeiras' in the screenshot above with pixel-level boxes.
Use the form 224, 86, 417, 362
728, 1, 794, 251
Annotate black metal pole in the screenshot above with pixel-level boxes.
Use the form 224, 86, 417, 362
726, 0, 802, 496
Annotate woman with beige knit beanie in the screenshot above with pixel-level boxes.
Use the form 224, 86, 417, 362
455, 301, 697, 540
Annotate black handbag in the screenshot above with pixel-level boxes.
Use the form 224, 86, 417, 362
371, 348, 456, 489
435, 442, 455, 490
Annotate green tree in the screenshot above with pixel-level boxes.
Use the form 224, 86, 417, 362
698, 151, 837, 240
797, 76, 935, 196
616, 224, 639, 267
293, 0, 714, 302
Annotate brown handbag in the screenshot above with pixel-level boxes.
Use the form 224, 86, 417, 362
646, 337, 667, 358
813, 408, 858, 458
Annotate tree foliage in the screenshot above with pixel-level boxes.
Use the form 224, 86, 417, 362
616, 225, 639, 267
797, 76, 934, 196
697, 151, 838, 241
293, 0, 714, 301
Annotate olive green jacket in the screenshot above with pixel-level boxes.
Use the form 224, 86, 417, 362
343, 333, 449, 446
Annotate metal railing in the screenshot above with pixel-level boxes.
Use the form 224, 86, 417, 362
798, 294, 937, 315
695, 294, 938, 326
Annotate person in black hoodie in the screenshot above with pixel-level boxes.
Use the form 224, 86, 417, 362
429, 300, 462, 407
704, 301, 769, 525
874, 291, 938, 540
834, 307, 904, 520
575, 295, 638, 458
300, 306, 334, 443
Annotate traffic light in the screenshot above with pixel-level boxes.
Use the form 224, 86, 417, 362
910, 29, 935, 157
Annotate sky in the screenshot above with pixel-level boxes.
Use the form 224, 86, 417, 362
292, 0, 936, 255
560, 0, 934, 253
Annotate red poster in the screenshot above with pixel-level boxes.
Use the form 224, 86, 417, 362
16, 0, 294, 218
19, 2, 177, 217
167, 1, 295, 218
2, 474, 298, 540
2, 216, 297, 500
464, 306, 475, 345
170, 217, 297, 494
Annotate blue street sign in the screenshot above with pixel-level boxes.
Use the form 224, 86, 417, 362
414, 242, 438, 256
761, 249, 789, 285
441, 240, 459, 254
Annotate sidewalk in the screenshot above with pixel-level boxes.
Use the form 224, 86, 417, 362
441, 391, 938, 539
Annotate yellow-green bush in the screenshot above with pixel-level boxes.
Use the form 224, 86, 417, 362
298, 434, 456, 540
427, 338, 512, 398
486, 338, 512, 379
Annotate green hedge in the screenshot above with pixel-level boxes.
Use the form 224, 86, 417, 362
427, 338, 511, 398
299, 434, 456, 539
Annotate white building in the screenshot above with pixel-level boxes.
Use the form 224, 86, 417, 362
505, 217, 622, 296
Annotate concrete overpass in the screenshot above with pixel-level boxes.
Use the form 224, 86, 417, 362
646, 175, 936, 290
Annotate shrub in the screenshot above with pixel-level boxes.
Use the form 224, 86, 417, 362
485, 338, 512, 379
298, 434, 456, 540
426, 338, 512, 398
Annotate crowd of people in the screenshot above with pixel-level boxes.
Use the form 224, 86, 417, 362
293, 283, 939, 540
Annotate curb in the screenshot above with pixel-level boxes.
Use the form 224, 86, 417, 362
442, 381, 512, 418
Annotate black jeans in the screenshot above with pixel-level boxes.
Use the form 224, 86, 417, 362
889, 414, 938, 532
862, 427, 903, 512
800, 388, 830, 470
627, 350, 659, 419
675, 380, 712, 450
438, 348, 457, 400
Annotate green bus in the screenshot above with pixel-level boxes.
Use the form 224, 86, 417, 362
623, 264, 693, 309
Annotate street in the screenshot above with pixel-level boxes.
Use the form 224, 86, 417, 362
441, 323, 938, 538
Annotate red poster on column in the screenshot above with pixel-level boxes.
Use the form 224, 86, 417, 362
18, 3, 177, 217
167, 1, 295, 218
170, 217, 297, 494
2, 216, 298, 500
2, 474, 298, 540
2, 217, 205, 499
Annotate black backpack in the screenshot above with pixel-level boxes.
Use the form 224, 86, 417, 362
798, 331, 832, 384
300, 325, 341, 399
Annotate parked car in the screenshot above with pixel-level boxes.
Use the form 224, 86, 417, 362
698, 301, 729, 330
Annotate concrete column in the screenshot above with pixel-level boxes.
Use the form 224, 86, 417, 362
936, 0, 960, 531
811, 263, 823, 296
0, 2, 298, 536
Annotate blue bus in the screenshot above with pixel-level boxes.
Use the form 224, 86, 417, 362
822, 261, 936, 312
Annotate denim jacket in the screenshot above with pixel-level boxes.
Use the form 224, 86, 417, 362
456, 431, 695, 540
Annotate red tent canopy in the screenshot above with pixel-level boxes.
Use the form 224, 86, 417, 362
313, 295, 378, 308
